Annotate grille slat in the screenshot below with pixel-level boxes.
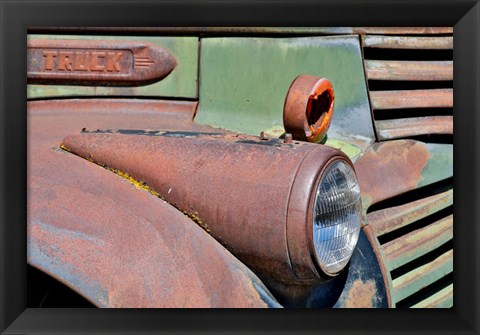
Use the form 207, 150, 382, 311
376, 116, 453, 140
355, 27, 452, 35
365, 60, 453, 81
383, 214, 453, 271
368, 189, 453, 236
363, 35, 453, 49
392, 250, 453, 303
370, 89, 453, 110
411, 283, 453, 308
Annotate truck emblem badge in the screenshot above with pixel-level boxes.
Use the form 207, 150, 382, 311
27, 39, 176, 86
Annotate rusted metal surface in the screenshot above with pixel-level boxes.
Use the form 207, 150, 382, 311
28, 166, 279, 308
341, 280, 377, 308
28, 27, 453, 35
392, 250, 453, 303
355, 140, 453, 209
28, 99, 283, 307
411, 284, 453, 308
363, 35, 453, 49
382, 214, 453, 271
283, 75, 335, 143
368, 189, 453, 236
362, 225, 394, 307
365, 60, 453, 81
370, 89, 453, 110
28, 39, 176, 86
376, 116, 453, 140
61, 129, 349, 284
355, 140, 430, 209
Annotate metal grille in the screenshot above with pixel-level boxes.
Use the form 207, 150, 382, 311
367, 181, 453, 308
362, 29, 453, 307
362, 33, 453, 141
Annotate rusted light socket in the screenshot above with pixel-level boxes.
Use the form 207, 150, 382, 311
62, 131, 353, 285
283, 75, 335, 143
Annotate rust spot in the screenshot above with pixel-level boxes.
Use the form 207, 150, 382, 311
344, 279, 376, 308
354, 140, 431, 209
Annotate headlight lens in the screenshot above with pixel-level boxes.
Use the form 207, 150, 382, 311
313, 159, 362, 275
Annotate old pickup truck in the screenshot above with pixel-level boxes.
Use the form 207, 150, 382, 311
26, 27, 453, 308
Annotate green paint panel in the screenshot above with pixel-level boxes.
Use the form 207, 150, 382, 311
196, 36, 375, 143
419, 143, 453, 187
27, 35, 198, 99
324, 138, 362, 161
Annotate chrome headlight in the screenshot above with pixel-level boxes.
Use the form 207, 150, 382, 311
312, 159, 362, 275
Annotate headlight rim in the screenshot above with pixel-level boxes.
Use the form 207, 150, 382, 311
306, 157, 362, 277
285, 145, 358, 283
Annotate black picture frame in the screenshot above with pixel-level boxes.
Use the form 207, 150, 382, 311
1, 0, 479, 334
